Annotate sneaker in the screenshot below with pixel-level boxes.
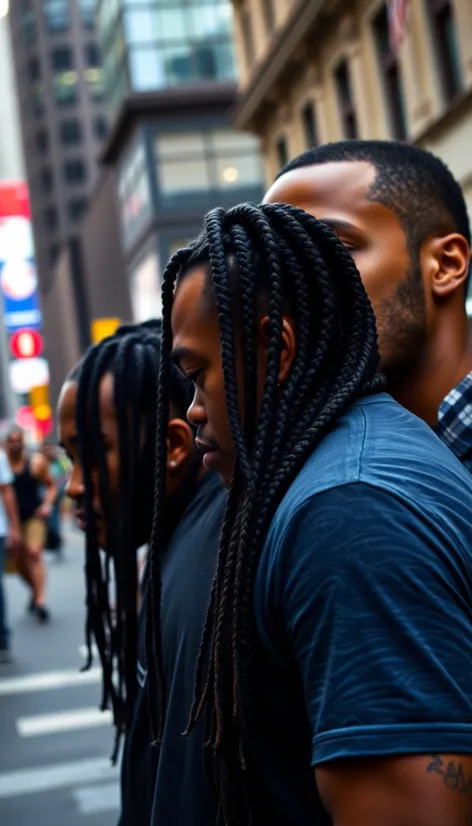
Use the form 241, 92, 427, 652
0, 644, 12, 664
35, 605, 50, 623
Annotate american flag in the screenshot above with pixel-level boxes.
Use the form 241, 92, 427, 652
388, 0, 411, 52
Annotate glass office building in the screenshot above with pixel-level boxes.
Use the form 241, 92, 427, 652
97, 0, 263, 322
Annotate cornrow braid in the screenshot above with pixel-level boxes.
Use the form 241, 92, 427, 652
147, 203, 384, 823
72, 319, 198, 762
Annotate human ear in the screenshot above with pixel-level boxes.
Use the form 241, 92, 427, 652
258, 316, 296, 384
423, 234, 470, 298
166, 419, 194, 471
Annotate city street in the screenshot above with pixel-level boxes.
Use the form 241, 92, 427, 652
0, 523, 120, 826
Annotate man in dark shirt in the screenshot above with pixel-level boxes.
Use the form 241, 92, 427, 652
154, 201, 472, 826
57, 321, 225, 826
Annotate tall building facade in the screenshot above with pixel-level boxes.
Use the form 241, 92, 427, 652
230, 0, 472, 225
8, 0, 108, 361
96, 0, 264, 322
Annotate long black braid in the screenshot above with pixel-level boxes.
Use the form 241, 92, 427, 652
71, 319, 198, 762
146, 203, 384, 822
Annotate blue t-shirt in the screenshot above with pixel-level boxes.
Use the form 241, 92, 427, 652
247, 393, 472, 824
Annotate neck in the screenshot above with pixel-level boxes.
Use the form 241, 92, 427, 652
387, 306, 472, 427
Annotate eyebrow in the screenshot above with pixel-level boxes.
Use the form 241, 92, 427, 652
319, 218, 360, 234
170, 346, 196, 367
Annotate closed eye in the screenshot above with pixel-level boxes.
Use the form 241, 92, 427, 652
186, 368, 203, 385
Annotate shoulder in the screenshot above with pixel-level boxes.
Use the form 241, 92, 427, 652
256, 481, 472, 636
30, 452, 47, 475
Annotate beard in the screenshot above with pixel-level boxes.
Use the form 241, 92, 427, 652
375, 258, 427, 379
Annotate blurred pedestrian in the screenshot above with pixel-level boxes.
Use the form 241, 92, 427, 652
5, 426, 56, 622
0, 447, 22, 662
150, 202, 472, 825
57, 320, 225, 826
265, 140, 472, 458
40, 439, 69, 554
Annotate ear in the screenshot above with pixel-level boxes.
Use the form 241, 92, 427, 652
166, 418, 194, 472
423, 234, 471, 298
258, 316, 297, 384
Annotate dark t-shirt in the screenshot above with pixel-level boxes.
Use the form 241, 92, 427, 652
246, 394, 472, 823
119, 471, 226, 826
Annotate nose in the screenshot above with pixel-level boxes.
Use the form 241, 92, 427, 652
66, 462, 84, 501
187, 387, 206, 429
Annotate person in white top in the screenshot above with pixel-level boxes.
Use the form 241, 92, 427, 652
0, 447, 22, 662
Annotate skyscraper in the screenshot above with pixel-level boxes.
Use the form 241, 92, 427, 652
8, 0, 108, 348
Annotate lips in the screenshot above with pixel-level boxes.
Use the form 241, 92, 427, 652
196, 438, 220, 471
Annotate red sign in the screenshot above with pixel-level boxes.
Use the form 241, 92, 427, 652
0, 181, 31, 220
10, 329, 43, 359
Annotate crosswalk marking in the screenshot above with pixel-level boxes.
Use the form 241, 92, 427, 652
0, 667, 101, 696
73, 782, 120, 815
0, 757, 119, 799
17, 707, 113, 738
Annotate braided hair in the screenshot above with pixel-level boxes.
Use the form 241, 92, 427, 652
70, 319, 198, 762
146, 203, 384, 823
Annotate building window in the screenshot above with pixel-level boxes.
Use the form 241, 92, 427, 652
34, 128, 49, 155
51, 46, 78, 105
372, 6, 407, 140
27, 57, 45, 116
154, 129, 262, 195
93, 116, 108, 141
117, 137, 153, 248
427, 0, 462, 100
241, 8, 254, 67
20, 4, 36, 45
85, 43, 105, 101
60, 119, 82, 145
261, 0, 275, 34
301, 101, 318, 149
68, 198, 87, 221
79, 0, 96, 29
44, 0, 69, 32
64, 159, 87, 184
276, 137, 288, 169
122, 1, 235, 93
334, 59, 358, 139
40, 167, 54, 194
49, 244, 59, 265
44, 206, 58, 231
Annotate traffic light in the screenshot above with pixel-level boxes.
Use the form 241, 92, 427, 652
29, 383, 53, 439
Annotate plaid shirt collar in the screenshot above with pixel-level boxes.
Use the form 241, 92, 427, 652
435, 371, 472, 470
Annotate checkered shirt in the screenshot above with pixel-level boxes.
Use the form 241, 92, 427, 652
435, 371, 472, 472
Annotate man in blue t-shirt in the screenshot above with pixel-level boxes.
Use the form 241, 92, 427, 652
164, 200, 472, 825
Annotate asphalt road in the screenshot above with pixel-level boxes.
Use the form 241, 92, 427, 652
0, 523, 120, 826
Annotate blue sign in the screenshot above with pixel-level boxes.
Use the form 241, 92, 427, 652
0, 257, 42, 333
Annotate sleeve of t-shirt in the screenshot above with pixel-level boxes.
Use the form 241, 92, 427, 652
258, 482, 472, 766
0, 449, 13, 486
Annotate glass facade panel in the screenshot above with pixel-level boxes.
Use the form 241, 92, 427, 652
44, 0, 69, 31
130, 245, 161, 323
117, 136, 153, 248
129, 47, 166, 90
99, 0, 236, 107
155, 128, 262, 195
213, 153, 262, 189
79, 0, 96, 28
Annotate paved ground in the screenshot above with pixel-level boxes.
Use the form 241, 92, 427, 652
0, 523, 120, 826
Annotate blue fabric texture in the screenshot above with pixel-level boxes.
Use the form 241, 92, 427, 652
248, 393, 472, 824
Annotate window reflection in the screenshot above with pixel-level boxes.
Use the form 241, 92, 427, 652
155, 129, 262, 195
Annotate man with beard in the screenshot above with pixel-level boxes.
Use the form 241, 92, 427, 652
265, 140, 472, 461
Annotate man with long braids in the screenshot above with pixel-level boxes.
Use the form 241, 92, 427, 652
265, 140, 472, 458
149, 202, 472, 826
57, 321, 225, 826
